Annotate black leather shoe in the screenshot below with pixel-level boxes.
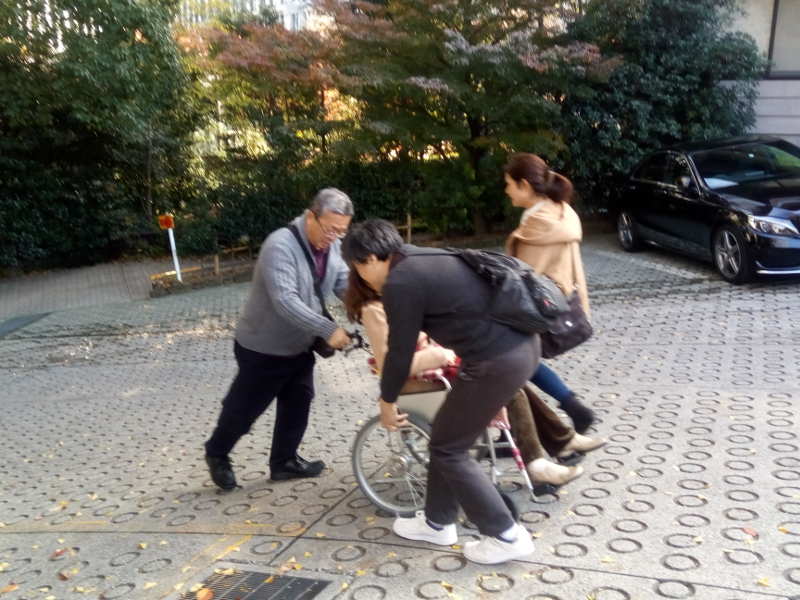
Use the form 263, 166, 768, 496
270, 455, 325, 481
206, 455, 237, 490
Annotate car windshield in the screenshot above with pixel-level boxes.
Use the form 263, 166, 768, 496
691, 140, 800, 190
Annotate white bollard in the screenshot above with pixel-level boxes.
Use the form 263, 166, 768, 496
167, 227, 182, 283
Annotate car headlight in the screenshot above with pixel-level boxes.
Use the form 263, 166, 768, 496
747, 215, 799, 237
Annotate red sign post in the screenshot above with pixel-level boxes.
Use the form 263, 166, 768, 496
158, 214, 175, 230
157, 214, 182, 282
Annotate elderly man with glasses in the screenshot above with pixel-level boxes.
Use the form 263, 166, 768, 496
205, 188, 354, 489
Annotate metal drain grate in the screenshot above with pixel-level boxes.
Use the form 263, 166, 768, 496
180, 570, 331, 600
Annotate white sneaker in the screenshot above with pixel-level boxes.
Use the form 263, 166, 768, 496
392, 511, 457, 546
463, 523, 535, 564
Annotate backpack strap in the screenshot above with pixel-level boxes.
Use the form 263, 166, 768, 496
288, 224, 333, 321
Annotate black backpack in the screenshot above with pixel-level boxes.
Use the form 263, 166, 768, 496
445, 248, 570, 335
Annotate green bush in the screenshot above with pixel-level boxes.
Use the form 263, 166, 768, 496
563, 0, 766, 210
1, 0, 766, 270
175, 158, 425, 252
0, 0, 195, 270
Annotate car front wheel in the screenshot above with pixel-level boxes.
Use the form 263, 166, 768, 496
617, 210, 642, 252
713, 225, 754, 284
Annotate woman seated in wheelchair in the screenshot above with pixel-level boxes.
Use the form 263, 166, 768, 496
340, 219, 602, 565
345, 268, 604, 487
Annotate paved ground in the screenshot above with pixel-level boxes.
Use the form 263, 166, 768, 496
0, 257, 201, 323
0, 234, 799, 600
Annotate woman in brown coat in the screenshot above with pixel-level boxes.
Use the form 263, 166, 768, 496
503, 153, 596, 433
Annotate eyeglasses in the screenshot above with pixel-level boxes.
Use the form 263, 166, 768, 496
314, 212, 348, 239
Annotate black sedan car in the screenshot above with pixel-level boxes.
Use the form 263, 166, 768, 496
615, 135, 800, 283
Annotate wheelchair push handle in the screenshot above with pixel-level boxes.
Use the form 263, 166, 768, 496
341, 330, 369, 356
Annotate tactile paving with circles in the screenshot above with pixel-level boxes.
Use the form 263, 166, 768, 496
0, 237, 799, 600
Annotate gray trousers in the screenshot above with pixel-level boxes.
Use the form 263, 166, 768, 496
425, 336, 539, 537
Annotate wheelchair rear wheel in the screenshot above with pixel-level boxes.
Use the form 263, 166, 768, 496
352, 412, 431, 517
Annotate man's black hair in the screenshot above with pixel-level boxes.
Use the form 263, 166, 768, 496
341, 219, 404, 264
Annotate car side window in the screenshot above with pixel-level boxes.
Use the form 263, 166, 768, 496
664, 156, 694, 189
633, 154, 669, 183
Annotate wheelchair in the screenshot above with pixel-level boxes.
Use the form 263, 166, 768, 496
351, 370, 553, 518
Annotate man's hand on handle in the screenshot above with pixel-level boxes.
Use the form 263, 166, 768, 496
327, 327, 351, 349
379, 399, 408, 431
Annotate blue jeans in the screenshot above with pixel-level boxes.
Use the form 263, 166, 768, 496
530, 362, 572, 403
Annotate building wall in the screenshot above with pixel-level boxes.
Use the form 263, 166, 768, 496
731, 0, 773, 54
771, 0, 800, 74
735, 0, 800, 146
753, 80, 800, 146
178, 0, 311, 30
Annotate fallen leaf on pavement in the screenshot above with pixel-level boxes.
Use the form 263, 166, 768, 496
73, 586, 94, 594
0, 584, 19, 595
196, 588, 214, 600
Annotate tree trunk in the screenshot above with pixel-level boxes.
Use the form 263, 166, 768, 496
320, 87, 327, 154
466, 116, 488, 235
145, 124, 153, 218
473, 208, 488, 235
